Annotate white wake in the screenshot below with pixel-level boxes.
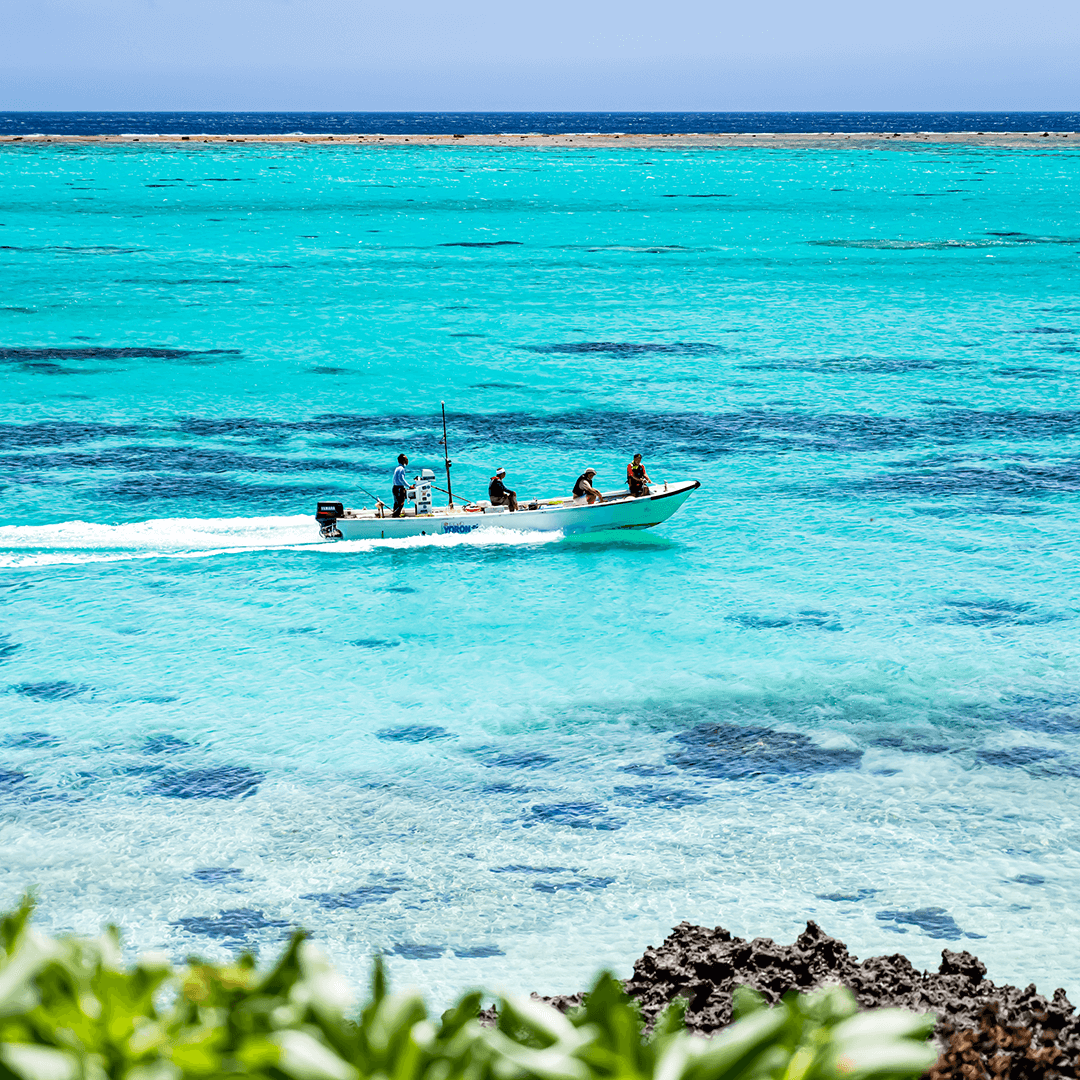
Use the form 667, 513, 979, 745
0, 515, 562, 567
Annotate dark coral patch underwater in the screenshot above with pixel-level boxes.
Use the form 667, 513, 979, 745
524, 802, 625, 830
376, 725, 452, 742
876, 907, 985, 940
12, 681, 89, 701
172, 908, 290, 943
392, 943, 446, 959
189, 867, 247, 884
147, 766, 264, 799
668, 724, 862, 781
301, 885, 401, 909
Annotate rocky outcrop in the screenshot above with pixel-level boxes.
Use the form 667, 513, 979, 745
613, 921, 1080, 1079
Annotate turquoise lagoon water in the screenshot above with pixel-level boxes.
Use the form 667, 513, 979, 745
2, 141, 1080, 1003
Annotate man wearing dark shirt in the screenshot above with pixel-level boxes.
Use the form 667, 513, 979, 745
572, 468, 603, 504
488, 467, 518, 512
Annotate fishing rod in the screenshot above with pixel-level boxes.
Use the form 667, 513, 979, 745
432, 482, 483, 506
441, 401, 454, 508
354, 482, 386, 512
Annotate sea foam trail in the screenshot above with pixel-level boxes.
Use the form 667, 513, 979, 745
0, 515, 562, 567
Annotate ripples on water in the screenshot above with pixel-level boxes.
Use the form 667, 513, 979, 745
1, 140, 1079, 1005
3, 111, 1080, 135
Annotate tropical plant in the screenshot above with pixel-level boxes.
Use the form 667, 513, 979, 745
0, 898, 939, 1080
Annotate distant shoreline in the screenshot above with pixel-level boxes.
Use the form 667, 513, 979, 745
1, 131, 1076, 148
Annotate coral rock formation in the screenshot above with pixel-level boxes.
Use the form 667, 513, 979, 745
592, 921, 1080, 1080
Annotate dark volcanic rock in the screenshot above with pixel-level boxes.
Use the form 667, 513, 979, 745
608, 921, 1080, 1080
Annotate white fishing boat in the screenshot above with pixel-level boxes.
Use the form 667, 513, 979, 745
315, 404, 699, 541
315, 473, 700, 541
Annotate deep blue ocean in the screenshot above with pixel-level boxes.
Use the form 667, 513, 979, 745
2, 111, 1080, 136
2, 134, 1080, 1006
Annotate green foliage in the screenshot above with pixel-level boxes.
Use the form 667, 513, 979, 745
0, 898, 938, 1080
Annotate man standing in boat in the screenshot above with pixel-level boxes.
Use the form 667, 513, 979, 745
627, 453, 652, 497
488, 467, 518, 512
572, 468, 603, 504
392, 453, 409, 517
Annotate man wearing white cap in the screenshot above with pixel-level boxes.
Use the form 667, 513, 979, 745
572, 468, 603, 504
488, 467, 518, 512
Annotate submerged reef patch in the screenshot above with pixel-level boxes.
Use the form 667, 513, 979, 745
0, 345, 241, 375
0, 346, 241, 360
376, 725, 452, 742
142, 734, 194, 754
532, 876, 615, 893
8, 407, 1080, 465
525, 342, 724, 356
743, 355, 950, 374
976, 747, 1061, 768
11, 681, 89, 701
481, 781, 530, 794
668, 724, 862, 780
486, 750, 557, 769
452, 944, 505, 958
189, 867, 247, 884
728, 610, 842, 631
3, 731, 59, 748
940, 597, 1061, 626
489, 865, 578, 874
524, 802, 625, 830
871, 735, 952, 754
875, 907, 983, 940
392, 942, 446, 959
0, 768, 29, 791
172, 908, 290, 943
816, 888, 880, 902
617, 763, 675, 777
300, 885, 401, 909
612, 784, 708, 809
147, 766, 264, 799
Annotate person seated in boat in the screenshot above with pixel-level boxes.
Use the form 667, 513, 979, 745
392, 453, 409, 518
488, 467, 518, 511
627, 453, 652, 497
572, 468, 603, 504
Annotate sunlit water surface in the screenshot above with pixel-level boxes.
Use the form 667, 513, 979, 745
2, 141, 1079, 1004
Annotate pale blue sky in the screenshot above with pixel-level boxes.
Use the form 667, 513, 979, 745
1, 0, 1077, 111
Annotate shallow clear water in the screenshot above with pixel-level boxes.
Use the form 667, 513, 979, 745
2, 141, 1080, 1004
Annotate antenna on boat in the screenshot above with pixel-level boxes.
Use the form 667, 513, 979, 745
441, 401, 454, 508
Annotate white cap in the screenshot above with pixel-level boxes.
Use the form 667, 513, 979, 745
496, 467, 506, 476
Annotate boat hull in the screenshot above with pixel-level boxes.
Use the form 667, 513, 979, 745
328, 480, 700, 541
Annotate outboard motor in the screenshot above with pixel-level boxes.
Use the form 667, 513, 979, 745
315, 501, 343, 539
409, 469, 436, 515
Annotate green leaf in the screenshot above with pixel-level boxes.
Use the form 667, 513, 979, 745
731, 989, 767, 1022
0, 1043, 79, 1080
272, 1029, 359, 1080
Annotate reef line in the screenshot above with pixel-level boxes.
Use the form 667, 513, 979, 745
0, 131, 1076, 148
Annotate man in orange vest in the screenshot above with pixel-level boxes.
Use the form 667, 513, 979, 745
627, 453, 652, 497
